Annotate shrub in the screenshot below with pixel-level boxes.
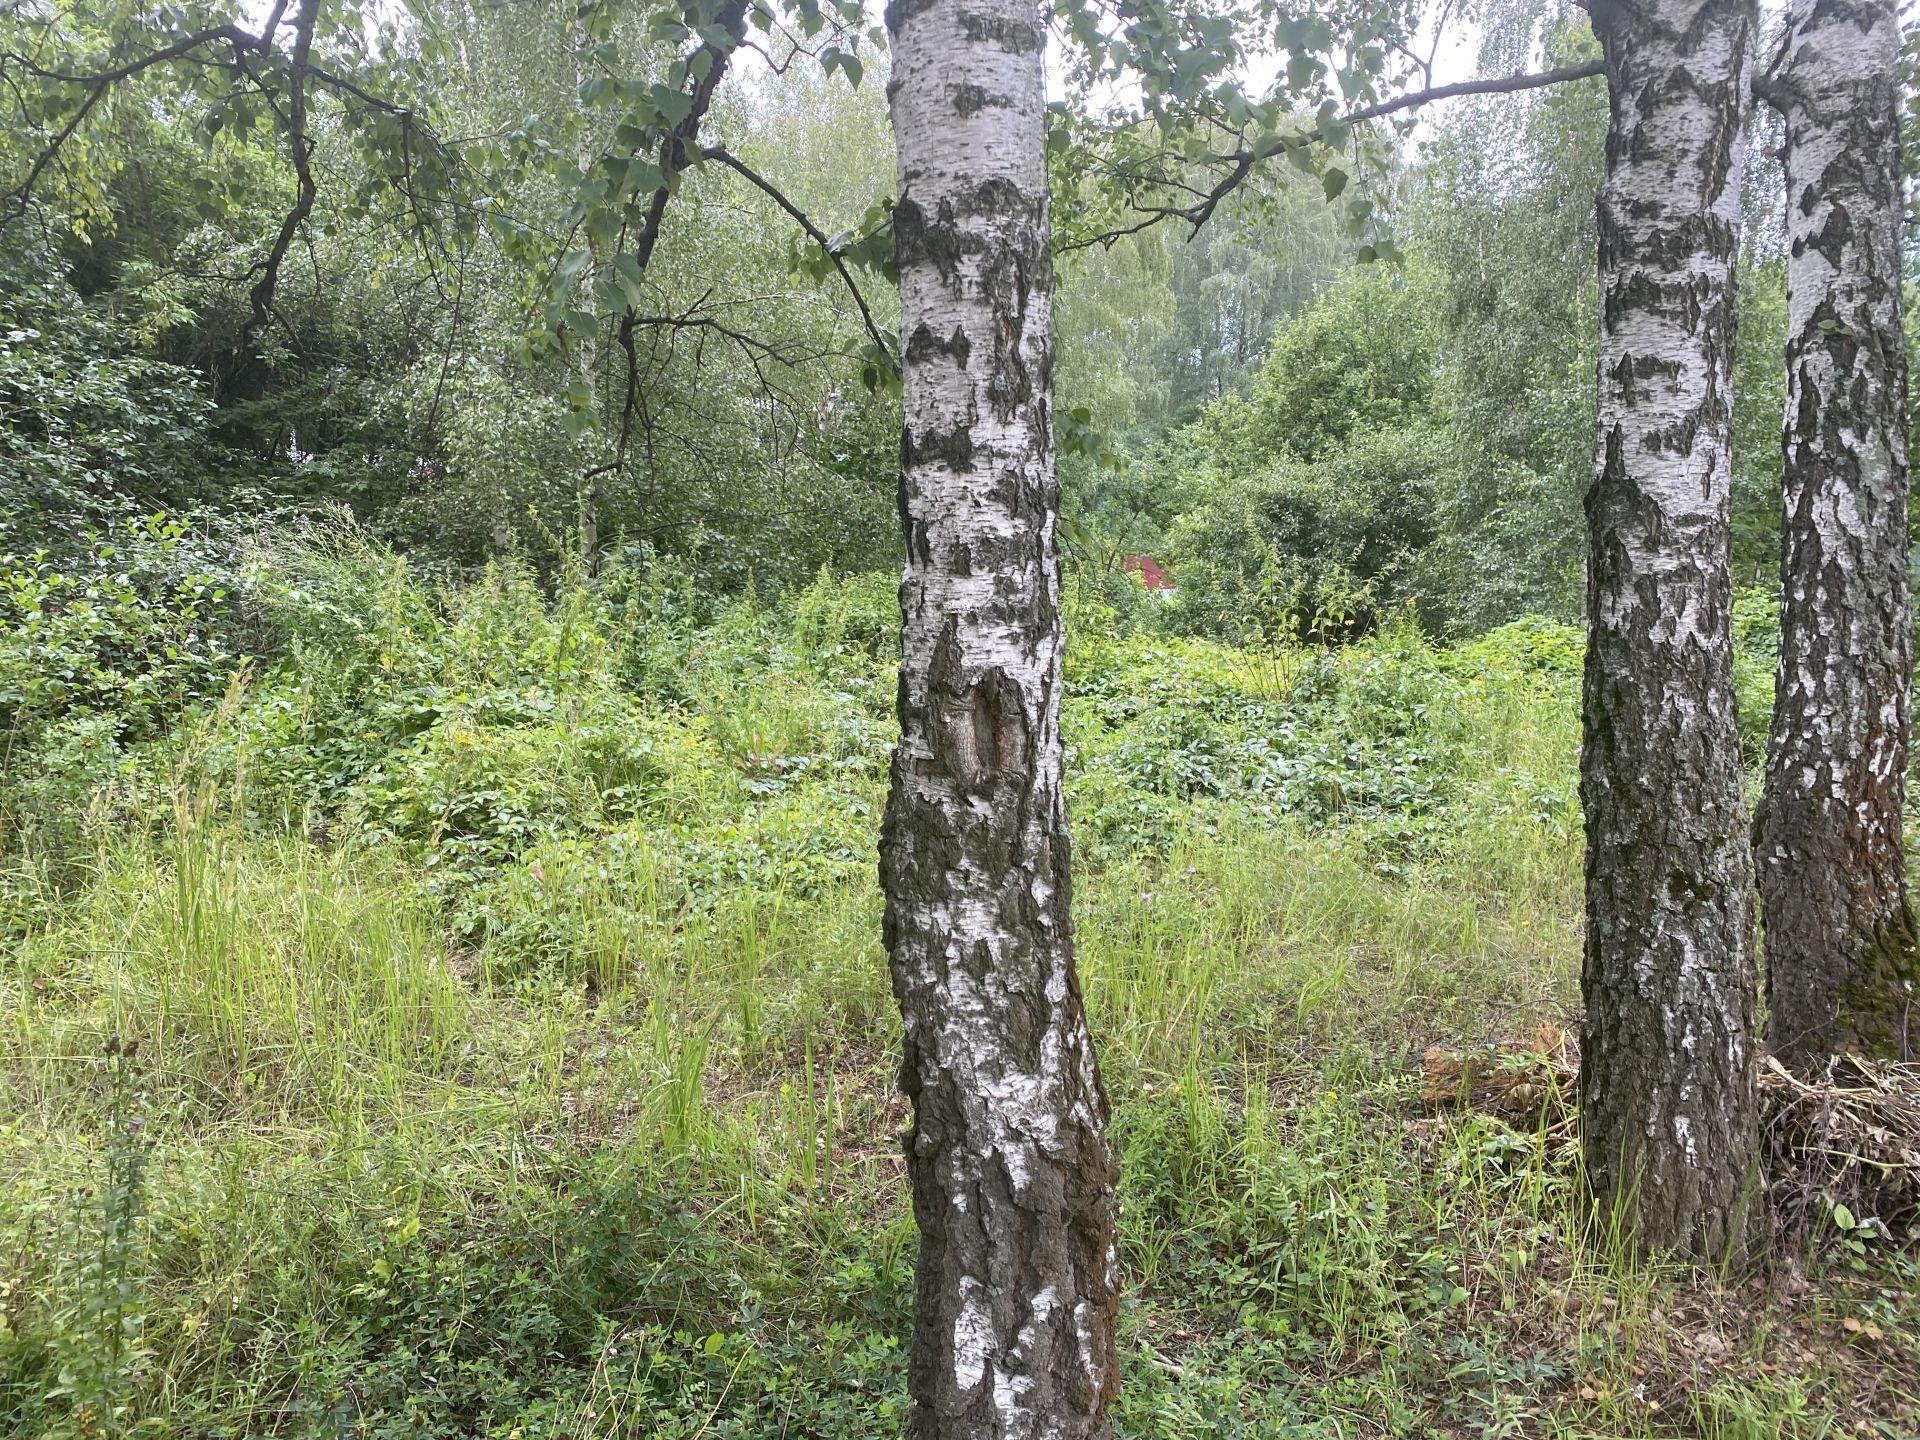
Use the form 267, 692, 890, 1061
1167, 425, 1467, 642
0, 515, 259, 859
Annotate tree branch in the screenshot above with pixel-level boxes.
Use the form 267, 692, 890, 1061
5, 25, 269, 216
629, 0, 749, 275
597, 1, 750, 495
700, 143, 891, 361
1064, 59, 1608, 252
241, 0, 320, 350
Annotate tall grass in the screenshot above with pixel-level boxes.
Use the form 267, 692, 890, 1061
0, 542, 1903, 1438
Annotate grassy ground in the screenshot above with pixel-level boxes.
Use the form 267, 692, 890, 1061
1, 542, 1914, 1438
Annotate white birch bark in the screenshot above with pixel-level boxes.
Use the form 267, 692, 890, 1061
1757, 0, 1917, 1068
881, 0, 1120, 1434
1579, 0, 1761, 1264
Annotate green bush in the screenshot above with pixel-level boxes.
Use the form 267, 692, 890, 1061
790, 566, 899, 661
1062, 621, 1483, 865
1167, 425, 1467, 641
0, 245, 234, 529
1191, 266, 1441, 469
0, 515, 259, 859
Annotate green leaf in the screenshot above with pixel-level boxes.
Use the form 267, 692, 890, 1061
624, 156, 663, 197
653, 85, 694, 126
611, 254, 648, 306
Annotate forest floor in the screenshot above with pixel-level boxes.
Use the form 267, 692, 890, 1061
2, 549, 1916, 1438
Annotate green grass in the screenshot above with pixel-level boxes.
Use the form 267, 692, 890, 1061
0, 548, 1914, 1437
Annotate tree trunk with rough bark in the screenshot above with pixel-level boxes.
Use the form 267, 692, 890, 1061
1579, 0, 1761, 1265
880, 0, 1121, 1435
1756, 0, 1917, 1069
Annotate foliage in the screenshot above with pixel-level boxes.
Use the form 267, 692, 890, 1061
0, 245, 231, 528
0, 2, 1910, 1435
1189, 264, 1440, 470
1167, 424, 1465, 640
39, 1040, 153, 1440
0, 515, 261, 863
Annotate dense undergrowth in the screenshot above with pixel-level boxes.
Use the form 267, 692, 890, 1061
0, 523, 1913, 1438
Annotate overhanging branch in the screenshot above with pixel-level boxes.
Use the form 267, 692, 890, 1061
1065, 59, 1609, 251
701, 143, 892, 363
241, 0, 320, 349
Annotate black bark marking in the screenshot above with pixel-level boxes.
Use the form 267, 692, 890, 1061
949, 82, 1004, 116
955, 12, 1043, 51
882, 0, 939, 32
905, 424, 977, 473
894, 195, 976, 288
905, 322, 973, 367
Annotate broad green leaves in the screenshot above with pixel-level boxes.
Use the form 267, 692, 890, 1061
1046, 0, 1419, 256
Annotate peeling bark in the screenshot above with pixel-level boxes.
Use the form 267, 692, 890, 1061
880, 0, 1120, 1435
1580, 0, 1761, 1264
1757, 0, 1917, 1069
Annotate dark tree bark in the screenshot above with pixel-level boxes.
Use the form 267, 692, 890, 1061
1756, 0, 1917, 1069
879, 0, 1121, 1435
1579, 0, 1762, 1264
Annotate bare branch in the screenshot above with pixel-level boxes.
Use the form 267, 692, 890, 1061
700, 143, 891, 361
1063, 59, 1608, 252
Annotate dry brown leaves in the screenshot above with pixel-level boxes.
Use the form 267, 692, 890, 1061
1419, 1023, 1579, 1142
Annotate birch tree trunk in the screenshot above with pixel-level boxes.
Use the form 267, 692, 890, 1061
1756, 0, 1917, 1069
880, 0, 1121, 1434
1579, 0, 1761, 1264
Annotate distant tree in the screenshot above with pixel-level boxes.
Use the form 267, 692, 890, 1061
1756, 0, 1917, 1067
1578, 0, 1761, 1263
1169, 422, 1463, 639
1411, 10, 1789, 630
1195, 264, 1438, 467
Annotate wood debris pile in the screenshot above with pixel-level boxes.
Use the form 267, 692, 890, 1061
1759, 1054, 1920, 1241
1419, 1030, 1920, 1238
1419, 1024, 1579, 1138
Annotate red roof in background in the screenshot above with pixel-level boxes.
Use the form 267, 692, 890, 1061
1122, 554, 1174, 590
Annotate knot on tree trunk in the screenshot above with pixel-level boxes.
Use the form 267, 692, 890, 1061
927, 621, 1031, 794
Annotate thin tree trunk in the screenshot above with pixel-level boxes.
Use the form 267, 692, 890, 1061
1579, 0, 1761, 1264
1756, 0, 1917, 1069
880, 0, 1121, 1435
